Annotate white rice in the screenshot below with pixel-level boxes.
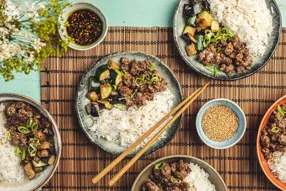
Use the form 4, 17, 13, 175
0, 104, 25, 183
89, 89, 174, 148
210, 0, 273, 56
184, 162, 217, 191
268, 151, 286, 183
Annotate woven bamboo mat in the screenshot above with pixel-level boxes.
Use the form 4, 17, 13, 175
40, 27, 286, 191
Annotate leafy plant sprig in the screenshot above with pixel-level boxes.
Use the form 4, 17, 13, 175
0, 0, 72, 81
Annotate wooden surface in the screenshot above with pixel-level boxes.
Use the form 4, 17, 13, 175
1, 0, 286, 102
40, 26, 286, 191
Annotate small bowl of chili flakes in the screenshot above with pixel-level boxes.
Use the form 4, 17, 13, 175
196, 98, 246, 149
59, 2, 108, 51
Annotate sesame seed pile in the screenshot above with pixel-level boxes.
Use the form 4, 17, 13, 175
202, 105, 238, 142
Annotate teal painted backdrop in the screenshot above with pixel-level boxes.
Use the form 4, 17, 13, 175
1, 0, 285, 102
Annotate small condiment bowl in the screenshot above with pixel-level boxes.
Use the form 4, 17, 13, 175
59, 2, 108, 51
196, 98, 246, 149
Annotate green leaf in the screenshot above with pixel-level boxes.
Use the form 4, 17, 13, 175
278, 105, 286, 117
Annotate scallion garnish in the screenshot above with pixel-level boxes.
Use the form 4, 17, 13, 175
277, 105, 285, 117
18, 126, 30, 134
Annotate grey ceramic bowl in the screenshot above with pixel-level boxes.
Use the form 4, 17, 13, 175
131, 155, 227, 191
196, 98, 246, 149
75, 51, 183, 156
0, 94, 61, 191
59, 2, 108, 51
173, 0, 281, 81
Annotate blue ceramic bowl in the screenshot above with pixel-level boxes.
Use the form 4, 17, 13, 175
196, 99, 246, 149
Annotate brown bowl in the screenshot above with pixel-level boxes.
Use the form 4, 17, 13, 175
257, 95, 286, 190
131, 155, 227, 191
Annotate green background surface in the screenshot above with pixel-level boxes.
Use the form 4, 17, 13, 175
0, 0, 285, 102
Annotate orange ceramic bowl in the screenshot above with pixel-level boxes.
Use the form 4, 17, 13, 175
257, 95, 286, 190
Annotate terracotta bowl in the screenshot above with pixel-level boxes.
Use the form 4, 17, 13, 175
257, 95, 286, 190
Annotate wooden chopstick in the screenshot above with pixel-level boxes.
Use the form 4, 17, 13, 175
108, 81, 210, 186
91, 83, 208, 184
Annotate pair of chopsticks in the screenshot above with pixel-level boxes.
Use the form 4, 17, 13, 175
92, 81, 210, 186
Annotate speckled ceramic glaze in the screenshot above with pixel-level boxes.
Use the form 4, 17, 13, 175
0, 94, 61, 191
75, 51, 183, 156
59, 2, 108, 51
131, 155, 227, 191
196, 99, 246, 149
173, 0, 281, 81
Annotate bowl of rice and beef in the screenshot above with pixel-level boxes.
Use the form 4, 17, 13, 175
0, 94, 61, 191
257, 95, 286, 190
173, 0, 281, 80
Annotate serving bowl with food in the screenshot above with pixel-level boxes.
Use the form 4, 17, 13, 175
173, 0, 281, 80
196, 98, 246, 149
0, 94, 61, 191
59, 2, 108, 51
131, 155, 227, 191
257, 95, 286, 190
75, 51, 183, 156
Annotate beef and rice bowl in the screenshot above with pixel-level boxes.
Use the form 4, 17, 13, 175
0, 101, 57, 184
84, 57, 175, 149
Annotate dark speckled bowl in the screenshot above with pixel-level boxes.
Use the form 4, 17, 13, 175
75, 51, 183, 156
173, 0, 281, 81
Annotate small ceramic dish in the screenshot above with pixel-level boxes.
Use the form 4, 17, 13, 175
0, 94, 61, 191
196, 98, 246, 149
131, 155, 227, 191
59, 2, 108, 51
257, 95, 286, 190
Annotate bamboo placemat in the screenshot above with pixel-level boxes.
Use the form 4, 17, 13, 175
40, 27, 286, 191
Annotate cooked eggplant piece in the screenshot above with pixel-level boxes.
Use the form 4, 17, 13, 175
43, 128, 54, 136
183, 4, 194, 18
211, 20, 220, 32
90, 102, 100, 117
182, 26, 196, 36
195, 35, 204, 51
98, 100, 112, 110
197, 11, 213, 29
186, 44, 197, 56
86, 91, 99, 102
33, 167, 44, 173
109, 91, 125, 104
32, 159, 48, 168
193, 2, 203, 15
181, 33, 197, 43
108, 59, 120, 70
48, 155, 56, 165
100, 83, 112, 99
110, 70, 122, 85
187, 16, 197, 27
85, 103, 92, 115
202, 0, 210, 11
89, 77, 101, 92
35, 130, 46, 142
39, 141, 50, 150
96, 65, 110, 81
24, 162, 36, 180
37, 150, 49, 158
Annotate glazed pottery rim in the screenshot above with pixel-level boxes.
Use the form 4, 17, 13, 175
256, 95, 286, 190
59, 1, 108, 51
196, 98, 247, 149
0, 93, 62, 191
75, 51, 183, 157
131, 155, 227, 191
173, 0, 282, 81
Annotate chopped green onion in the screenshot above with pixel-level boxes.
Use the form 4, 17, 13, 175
14, 148, 26, 160
277, 105, 285, 117
271, 126, 280, 133
15, 148, 22, 156
135, 77, 144, 87
171, 176, 182, 184
21, 149, 26, 160
26, 118, 33, 128
112, 85, 117, 91
206, 64, 219, 77
115, 69, 123, 77
114, 104, 126, 111
28, 144, 37, 157
154, 162, 166, 170
150, 64, 155, 71
6, 130, 12, 141
214, 66, 219, 77
18, 126, 30, 134
31, 122, 38, 132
